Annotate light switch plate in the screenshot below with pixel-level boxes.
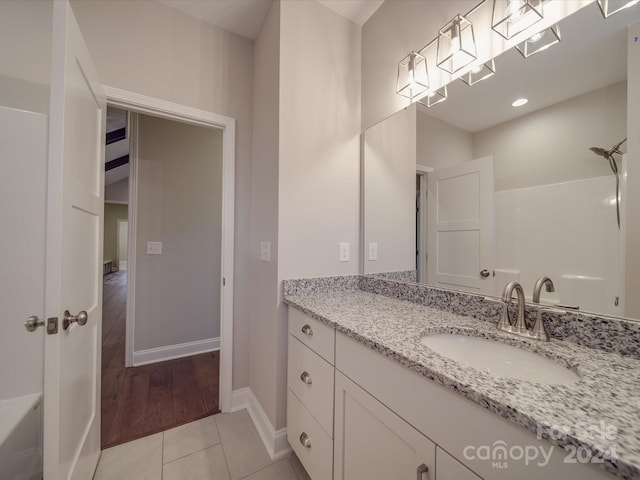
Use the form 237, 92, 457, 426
260, 241, 271, 262
368, 242, 378, 261
339, 242, 350, 262
146, 241, 162, 255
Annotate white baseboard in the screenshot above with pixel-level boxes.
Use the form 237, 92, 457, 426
231, 387, 291, 461
133, 337, 220, 366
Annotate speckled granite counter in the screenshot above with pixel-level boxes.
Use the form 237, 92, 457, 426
283, 280, 640, 479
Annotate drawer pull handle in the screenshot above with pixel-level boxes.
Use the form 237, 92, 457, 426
301, 324, 313, 337
417, 463, 428, 480
300, 371, 312, 385
300, 432, 311, 448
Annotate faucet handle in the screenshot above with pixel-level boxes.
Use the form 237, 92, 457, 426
528, 308, 564, 342
484, 297, 513, 332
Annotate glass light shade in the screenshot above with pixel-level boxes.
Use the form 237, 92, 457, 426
597, 0, 640, 17
396, 51, 429, 99
418, 85, 448, 108
516, 24, 561, 57
437, 15, 477, 74
492, 0, 544, 40
460, 59, 496, 86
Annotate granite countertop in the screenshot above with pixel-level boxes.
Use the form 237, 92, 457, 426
284, 289, 640, 479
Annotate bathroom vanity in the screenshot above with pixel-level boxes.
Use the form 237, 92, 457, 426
284, 276, 640, 480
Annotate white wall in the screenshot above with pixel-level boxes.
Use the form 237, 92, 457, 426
134, 114, 222, 356
249, 0, 281, 432
474, 82, 627, 191
361, 1, 589, 129
105, 177, 129, 204
624, 21, 640, 318
71, 0, 253, 388
364, 105, 416, 274
273, 0, 361, 430
417, 108, 473, 170
0, 0, 51, 114
0, 107, 48, 399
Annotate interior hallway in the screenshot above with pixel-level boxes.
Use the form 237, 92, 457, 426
101, 271, 220, 448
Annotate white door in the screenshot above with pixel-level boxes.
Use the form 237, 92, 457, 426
427, 156, 494, 294
43, 2, 106, 479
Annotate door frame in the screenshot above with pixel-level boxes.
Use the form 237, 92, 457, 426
105, 86, 235, 412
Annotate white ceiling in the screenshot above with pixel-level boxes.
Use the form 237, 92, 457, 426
157, 0, 384, 39
418, 3, 640, 133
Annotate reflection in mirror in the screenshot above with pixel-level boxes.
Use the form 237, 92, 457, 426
363, 3, 640, 320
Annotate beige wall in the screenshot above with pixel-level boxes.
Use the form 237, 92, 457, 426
105, 177, 129, 204
364, 105, 416, 274
625, 21, 640, 318
103, 203, 128, 268
474, 81, 627, 192
275, 0, 362, 429
249, 0, 281, 431
71, 0, 253, 388
0, 0, 51, 114
135, 114, 223, 351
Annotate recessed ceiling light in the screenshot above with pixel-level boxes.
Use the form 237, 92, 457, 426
512, 98, 529, 107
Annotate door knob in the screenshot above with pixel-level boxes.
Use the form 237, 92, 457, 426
299, 432, 311, 448
480, 269, 492, 278
63, 310, 88, 330
25, 315, 44, 332
25, 316, 59, 334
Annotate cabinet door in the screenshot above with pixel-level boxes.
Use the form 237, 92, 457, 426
436, 447, 482, 480
334, 371, 435, 480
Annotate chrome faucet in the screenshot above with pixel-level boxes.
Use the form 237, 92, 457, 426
533, 276, 555, 303
485, 281, 561, 342
501, 281, 528, 335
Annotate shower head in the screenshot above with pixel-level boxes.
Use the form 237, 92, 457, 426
589, 138, 627, 159
589, 147, 608, 157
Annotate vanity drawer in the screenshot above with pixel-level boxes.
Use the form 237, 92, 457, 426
289, 307, 335, 364
287, 389, 333, 480
288, 335, 335, 437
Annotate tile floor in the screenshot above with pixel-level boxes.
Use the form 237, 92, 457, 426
93, 409, 310, 480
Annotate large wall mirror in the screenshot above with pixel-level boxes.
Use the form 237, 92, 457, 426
363, 3, 640, 320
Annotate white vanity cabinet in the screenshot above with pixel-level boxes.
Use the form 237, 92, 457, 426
286, 306, 615, 480
334, 371, 436, 480
287, 308, 335, 480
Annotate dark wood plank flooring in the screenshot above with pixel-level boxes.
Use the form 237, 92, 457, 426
101, 274, 220, 449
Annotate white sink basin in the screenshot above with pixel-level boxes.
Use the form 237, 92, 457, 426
421, 334, 579, 385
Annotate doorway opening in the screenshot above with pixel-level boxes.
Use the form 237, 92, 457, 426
100, 104, 228, 448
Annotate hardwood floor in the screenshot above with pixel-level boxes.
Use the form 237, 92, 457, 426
101, 273, 220, 449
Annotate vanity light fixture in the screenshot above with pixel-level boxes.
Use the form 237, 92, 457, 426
512, 97, 528, 107
516, 24, 561, 57
597, 0, 640, 17
437, 14, 477, 74
460, 59, 496, 86
492, 0, 544, 40
418, 85, 448, 108
396, 51, 430, 100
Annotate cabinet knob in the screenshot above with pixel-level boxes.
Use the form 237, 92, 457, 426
301, 324, 313, 337
299, 432, 311, 448
417, 464, 429, 480
300, 371, 312, 385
